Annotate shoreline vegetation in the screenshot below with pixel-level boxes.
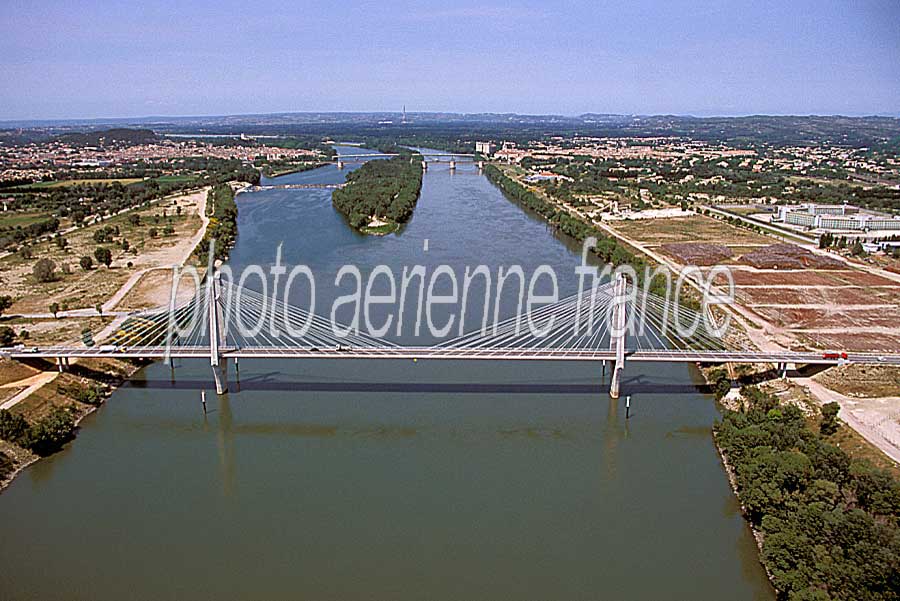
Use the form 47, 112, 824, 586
1, 178, 246, 493
0, 357, 144, 492
714, 384, 900, 600
196, 183, 238, 261
331, 154, 423, 235
483, 164, 697, 306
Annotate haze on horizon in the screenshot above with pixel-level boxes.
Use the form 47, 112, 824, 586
1, 0, 898, 121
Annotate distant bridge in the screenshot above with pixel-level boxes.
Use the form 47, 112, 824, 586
3, 274, 897, 399
335, 153, 482, 170
246, 184, 345, 191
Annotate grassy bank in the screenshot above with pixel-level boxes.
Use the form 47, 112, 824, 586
714, 385, 900, 599
332, 155, 423, 233
0, 357, 143, 492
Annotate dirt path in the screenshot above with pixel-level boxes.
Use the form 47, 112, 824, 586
104, 187, 209, 312
0, 372, 60, 410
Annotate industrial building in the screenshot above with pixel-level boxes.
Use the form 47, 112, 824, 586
775, 203, 900, 232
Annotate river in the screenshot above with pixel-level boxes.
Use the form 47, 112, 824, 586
0, 147, 773, 600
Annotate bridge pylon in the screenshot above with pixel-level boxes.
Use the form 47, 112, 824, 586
609, 273, 627, 399
208, 271, 228, 395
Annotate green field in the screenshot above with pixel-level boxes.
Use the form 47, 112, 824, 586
152, 175, 197, 184
26, 178, 144, 188
0, 211, 51, 229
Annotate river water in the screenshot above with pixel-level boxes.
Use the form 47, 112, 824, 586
0, 148, 773, 600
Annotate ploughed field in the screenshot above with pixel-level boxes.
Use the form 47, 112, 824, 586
611, 214, 900, 352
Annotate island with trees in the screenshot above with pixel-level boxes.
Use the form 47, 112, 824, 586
331, 155, 423, 234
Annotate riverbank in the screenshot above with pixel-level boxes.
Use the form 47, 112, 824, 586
713, 384, 900, 598
0, 183, 225, 493
0, 357, 143, 492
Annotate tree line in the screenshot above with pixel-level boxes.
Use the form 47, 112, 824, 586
196, 184, 238, 260
483, 165, 696, 306
715, 386, 900, 600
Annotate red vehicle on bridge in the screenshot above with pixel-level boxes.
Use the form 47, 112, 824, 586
822, 351, 849, 360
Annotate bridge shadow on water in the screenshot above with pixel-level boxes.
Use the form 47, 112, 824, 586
126, 373, 713, 396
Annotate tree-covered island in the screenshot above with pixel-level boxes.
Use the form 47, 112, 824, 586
331, 154, 423, 235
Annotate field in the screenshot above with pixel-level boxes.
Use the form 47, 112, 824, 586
0, 211, 49, 229
611, 215, 772, 246
0, 188, 207, 327
24, 178, 144, 188
606, 212, 900, 353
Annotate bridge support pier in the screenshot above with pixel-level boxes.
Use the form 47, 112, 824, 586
478, 160, 485, 170
56, 357, 65, 373
449, 160, 456, 171
208, 271, 228, 395
336, 160, 344, 170
421, 160, 428, 171
212, 359, 228, 395
609, 273, 627, 399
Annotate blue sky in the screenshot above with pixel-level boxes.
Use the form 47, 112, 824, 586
1, 0, 898, 120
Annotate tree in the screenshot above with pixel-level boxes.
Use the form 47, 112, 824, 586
22, 406, 76, 456
95, 303, 103, 316
79, 255, 93, 271
0, 295, 12, 317
820, 402, 840, 436
148, 227, 158, 238
32, 258, 57, 283
48, 302, 60, 318
0, 326, 15, 346
94, 247, 112, 268
0, 408, 28, 443
19, 246, 33, 260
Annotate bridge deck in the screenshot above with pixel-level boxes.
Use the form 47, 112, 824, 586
4, 346, 897, 366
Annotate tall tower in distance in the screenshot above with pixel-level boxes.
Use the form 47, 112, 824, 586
401, 105, 407, 124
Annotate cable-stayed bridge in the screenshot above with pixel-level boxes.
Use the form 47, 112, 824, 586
3, 274, 898, 398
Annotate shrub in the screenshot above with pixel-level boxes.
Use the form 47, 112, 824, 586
32, 258, 57, 282
59, 382, 105, 406
22, 406, 76, 456
79, 255, 93, 271
0, 450, 13, 480
0, 408, 29, 444
820, 402, 841, 436
94, 247, 112, 267
0, 326, 15, 346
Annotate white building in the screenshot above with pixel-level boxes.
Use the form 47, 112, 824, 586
475, 141, 494, 156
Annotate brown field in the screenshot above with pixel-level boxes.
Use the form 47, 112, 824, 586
658, 242, 732, 265
734, 287, 883, 306
829, 271, 900, 287
611, 215, 771, 246
814, 364, 900, 398
738, 244, 845, 270
716, 269, 873, 287
114, 268, 198, 311
795, 332, 900, 352
753, 307, 900, 329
